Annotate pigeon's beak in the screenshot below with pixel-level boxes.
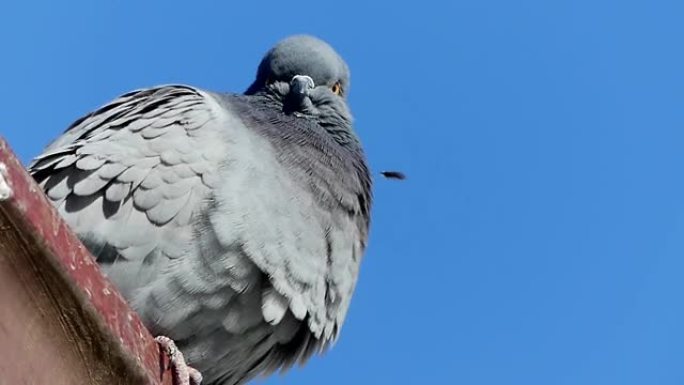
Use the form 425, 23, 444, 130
290, 75, 315, 96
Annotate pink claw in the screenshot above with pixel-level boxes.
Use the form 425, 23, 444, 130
156, 336, 203, 385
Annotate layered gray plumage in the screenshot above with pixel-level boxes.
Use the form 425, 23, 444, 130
29, 35, 372, 385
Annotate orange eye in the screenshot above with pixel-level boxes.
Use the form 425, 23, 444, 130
331, 82, 342, 95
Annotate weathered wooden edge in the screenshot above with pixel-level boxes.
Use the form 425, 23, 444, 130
0, 137, 172, 384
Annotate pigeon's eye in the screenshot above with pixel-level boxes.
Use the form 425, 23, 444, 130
331, 82, 342, 95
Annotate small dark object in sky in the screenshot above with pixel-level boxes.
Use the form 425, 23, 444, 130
381, 171, 406, 180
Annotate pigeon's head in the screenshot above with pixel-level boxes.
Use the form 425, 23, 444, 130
246, 35, 353, 128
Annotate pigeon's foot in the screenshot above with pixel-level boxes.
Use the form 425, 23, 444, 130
156, 336, 203, 385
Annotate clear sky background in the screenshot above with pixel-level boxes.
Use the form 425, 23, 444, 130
1, 1, 683, 384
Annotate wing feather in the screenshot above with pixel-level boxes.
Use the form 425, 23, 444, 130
29, 85, 225, 266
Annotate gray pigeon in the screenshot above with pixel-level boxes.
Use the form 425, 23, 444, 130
29, 35, 372, 385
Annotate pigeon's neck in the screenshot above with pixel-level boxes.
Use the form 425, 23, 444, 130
244, 91, 361, 150
242, 89, 277, 105
225, 93, 372, 218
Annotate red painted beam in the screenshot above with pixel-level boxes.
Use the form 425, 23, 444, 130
0, 137, 173, 385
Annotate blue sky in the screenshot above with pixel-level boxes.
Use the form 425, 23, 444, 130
1, 1, 683, 384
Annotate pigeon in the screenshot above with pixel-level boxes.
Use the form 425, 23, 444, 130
29, 35, 372, 385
